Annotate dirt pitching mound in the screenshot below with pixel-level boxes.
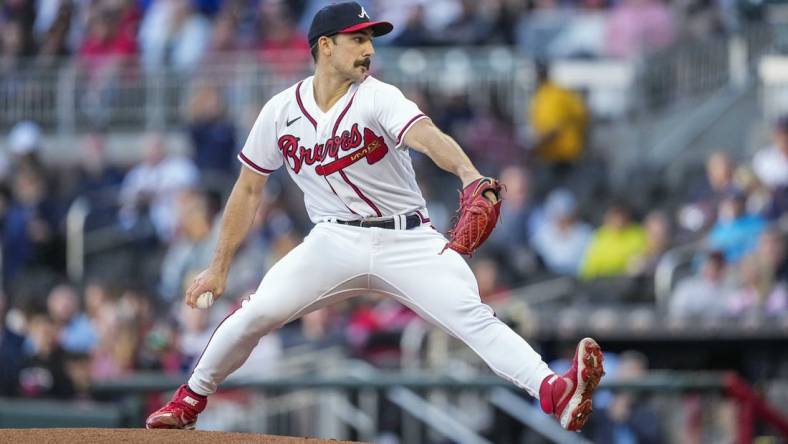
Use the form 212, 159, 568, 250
0, 428, 364, 444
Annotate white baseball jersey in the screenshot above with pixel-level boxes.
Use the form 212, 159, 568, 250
238, 75, 429, 222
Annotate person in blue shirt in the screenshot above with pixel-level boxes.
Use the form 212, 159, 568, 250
707, 189, 766, 263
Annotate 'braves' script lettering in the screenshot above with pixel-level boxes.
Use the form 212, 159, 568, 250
279, 124, 388, 175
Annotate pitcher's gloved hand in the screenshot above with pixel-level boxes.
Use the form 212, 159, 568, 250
442, 177, 503, 256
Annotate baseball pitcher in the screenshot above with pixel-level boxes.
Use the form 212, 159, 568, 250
146, 1, 604, 433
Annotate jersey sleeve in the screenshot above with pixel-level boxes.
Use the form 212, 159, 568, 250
372, 82, 429, 149
238, 100, 283, 175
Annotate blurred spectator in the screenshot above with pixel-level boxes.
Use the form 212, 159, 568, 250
64, 352, 92, 399
668, 251, 730, 319
762, 185, 788, 221
18, 310, 74, 399
6, 120, 47, 174
83, 279, 116, 322
727, 254, 787, 318
201, 11, 239, 62
605, 0, 675, 59
257, 0, 310, 77
528, 63, 589, 167
160, 189, 220, 303
47, 283, 97, 353
177, 300, 213, 371
461, 102, 526, 172
486, 166, 541, 281
580, 201, 646, 279
185, 84, 237, 187
707, 189, 765, 263
391, 4, 434, 47
193, 0, 223, 17
547, 0, 607, 59
119, 133, 199, 240
78, 5, 138, 127
531, 188, 592, 275
434, 93, 475, 139
90, 299, 139, 380
139, 0, 211, 73
117, 286, 155, 333
628, 210, 671, 276
223, 193, 274, 298
733, 165, 771, 217
3, 167, 62, 282
440, 0, 494, 45
0, 20, 27, 73
727, 229, 788, 317
345, 298, 417, 364
78, 7, 137, 77
138, 321, 181, 373
752, 116, 788, 190
678, 151, 735, 233
0, 291, 24, 396
71, 132, 125, 230
0, 0, 35, 71
472, 256, 511, 303
35, 0, 73, 66
515, 0, 570, 59
590, 351, 663, 444
74, 132, 125, 198
754, 227, 788, 282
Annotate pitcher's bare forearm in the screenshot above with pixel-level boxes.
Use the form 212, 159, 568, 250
403, 119, 481, 187
211, 167, 268, 273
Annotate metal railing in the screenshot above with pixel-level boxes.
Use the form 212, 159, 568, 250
0, 48, 534, 135
653, 240, 704, 309
82, 368, 788, 443
0, 26, 772, 135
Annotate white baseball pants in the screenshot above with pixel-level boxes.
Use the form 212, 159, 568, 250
188, 222, 552, 397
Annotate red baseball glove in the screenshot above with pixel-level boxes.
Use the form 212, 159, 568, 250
442, 177, 503, 256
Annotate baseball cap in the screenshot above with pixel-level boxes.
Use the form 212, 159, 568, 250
308, 2, 393, 48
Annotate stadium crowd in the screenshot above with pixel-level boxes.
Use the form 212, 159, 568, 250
0, 0, 750, 76
0, 0, 785, 441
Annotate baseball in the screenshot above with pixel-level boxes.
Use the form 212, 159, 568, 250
195, 291, 214, 309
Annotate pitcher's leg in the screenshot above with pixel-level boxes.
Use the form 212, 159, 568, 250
372, 227, 603, 430
374, 248, 552, 397
189, 225, 368, 395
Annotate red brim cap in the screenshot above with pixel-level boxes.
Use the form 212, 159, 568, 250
338, 20, 394, 38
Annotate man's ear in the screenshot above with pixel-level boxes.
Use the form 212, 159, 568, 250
319, 36, 333, 58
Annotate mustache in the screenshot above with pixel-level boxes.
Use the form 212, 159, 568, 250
355, 59, 371, 69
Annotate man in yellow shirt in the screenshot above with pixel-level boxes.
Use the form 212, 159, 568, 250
581, 202, 647, 279
529, 63, 589, 164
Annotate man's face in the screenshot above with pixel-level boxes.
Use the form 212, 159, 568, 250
326, 30, 375, 82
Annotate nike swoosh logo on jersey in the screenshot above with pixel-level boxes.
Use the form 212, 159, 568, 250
286, 116, 301, 127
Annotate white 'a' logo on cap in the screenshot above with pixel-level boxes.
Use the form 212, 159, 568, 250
358, 6, 370, 19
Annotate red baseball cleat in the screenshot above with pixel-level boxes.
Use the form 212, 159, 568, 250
145, 384, 207, 430
539, 337, 605, 431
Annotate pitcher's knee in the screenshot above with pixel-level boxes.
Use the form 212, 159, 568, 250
234, 304, 291, 337
444, 304, 505, 339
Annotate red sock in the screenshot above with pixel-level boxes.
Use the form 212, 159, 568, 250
539, 374, 566, 414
